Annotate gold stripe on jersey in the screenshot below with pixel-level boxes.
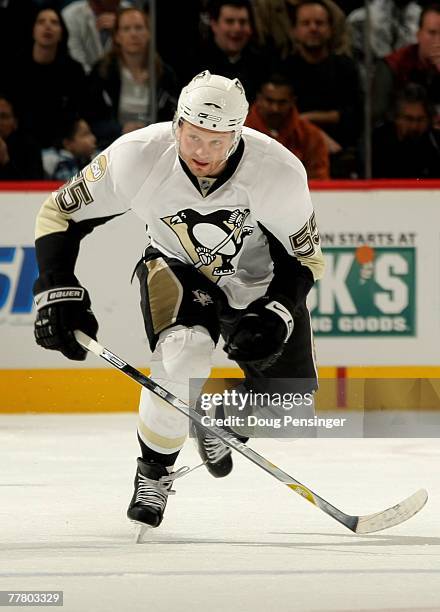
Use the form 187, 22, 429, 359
297, 245, 326, 281
145, 258, 183, 334
137, 416, 187, 450
35, 195, 70, 240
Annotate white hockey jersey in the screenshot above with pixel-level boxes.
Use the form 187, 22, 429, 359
36, 123, 324, 309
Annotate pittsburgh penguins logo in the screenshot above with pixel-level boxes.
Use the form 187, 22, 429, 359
162, 208, 253, 282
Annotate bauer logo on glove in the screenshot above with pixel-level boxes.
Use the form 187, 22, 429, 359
34, 287, 85, 308
33, 284, 98, 361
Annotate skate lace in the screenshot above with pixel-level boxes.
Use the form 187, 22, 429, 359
203, 436, 231, 463
136, 465, 201, 510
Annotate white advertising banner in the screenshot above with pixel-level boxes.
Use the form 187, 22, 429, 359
311, 188, 439, 365
0, 187, 439, 368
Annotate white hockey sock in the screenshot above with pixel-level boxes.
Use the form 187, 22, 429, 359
138, 326, 214, 456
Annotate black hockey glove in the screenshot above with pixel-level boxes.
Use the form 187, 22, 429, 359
224, 296, 294, 369
34, 286, 98, 361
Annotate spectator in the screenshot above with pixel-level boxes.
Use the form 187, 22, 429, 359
0, 95, 44, 180
86, 7, 178, 147
285, 0, 352, 56
62, 0, 126, 73
371, 83, 440, 178
373, 4, 440, 125
281, 0, 363, 176
245, 73, 330, 179
347, 0, 422, 61
3, 6, 87, 150
187, 0, 271, 102
42, 116, 97, 180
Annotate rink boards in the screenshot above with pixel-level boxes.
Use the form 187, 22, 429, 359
1, 180, 439, 411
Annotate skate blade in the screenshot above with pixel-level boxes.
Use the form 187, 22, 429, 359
130, 520, 153, 544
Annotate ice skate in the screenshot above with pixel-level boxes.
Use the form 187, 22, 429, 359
127, 458, 179, 535
192, 422, 233, 478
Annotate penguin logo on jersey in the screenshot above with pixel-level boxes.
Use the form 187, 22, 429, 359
162, 208, 253, 282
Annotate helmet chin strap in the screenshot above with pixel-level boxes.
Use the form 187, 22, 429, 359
205, 158, 228, 177
224, 132, 241, 159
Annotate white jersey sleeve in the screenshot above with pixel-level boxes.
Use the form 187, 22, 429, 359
253, 138, 325, 282
34, 125, 167, 289
36, 125, 166, 240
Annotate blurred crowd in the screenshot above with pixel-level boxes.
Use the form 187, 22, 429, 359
0, 0, 439, 181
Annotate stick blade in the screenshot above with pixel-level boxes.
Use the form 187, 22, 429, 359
355, 488, 428, 534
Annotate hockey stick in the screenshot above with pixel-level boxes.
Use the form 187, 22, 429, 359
74, 330, 428, 534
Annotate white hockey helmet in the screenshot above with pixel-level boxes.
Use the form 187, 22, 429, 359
174, 70, 249, 156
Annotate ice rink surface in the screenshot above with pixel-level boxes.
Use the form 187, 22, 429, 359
0, 413, 439, 612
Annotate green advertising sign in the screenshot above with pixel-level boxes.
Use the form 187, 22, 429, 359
311, 246, 416, 336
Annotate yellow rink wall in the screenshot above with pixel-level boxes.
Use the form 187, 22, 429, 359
2, 366, 440, 413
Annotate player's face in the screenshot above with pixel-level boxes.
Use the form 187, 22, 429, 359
293, 4, 332, 50
211, 6, 252, 55
178, 122, 234, 177
33, 9, 63, 47
256, 84, 295, 129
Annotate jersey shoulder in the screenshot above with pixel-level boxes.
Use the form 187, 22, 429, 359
98, 122, 175, 199
242, 126, 307, 180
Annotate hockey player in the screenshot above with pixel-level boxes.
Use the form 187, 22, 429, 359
33, 70, 325, 530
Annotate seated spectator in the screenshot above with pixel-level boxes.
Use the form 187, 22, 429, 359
373, 4, 440, 125
347, 0, 421, 61
86, 7, 178, 148
371, 84, 440, 178
187, 0, 271, 102
245, 74, 330, 179
0, 95, 44, 181
4, 6, 86, 150
285, 0, 352, 56
42, 116, 97, 180
62, 0, 126, 73
281, 0, 363, 176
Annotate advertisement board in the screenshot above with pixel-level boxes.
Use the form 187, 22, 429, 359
311, 244, 416, 337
